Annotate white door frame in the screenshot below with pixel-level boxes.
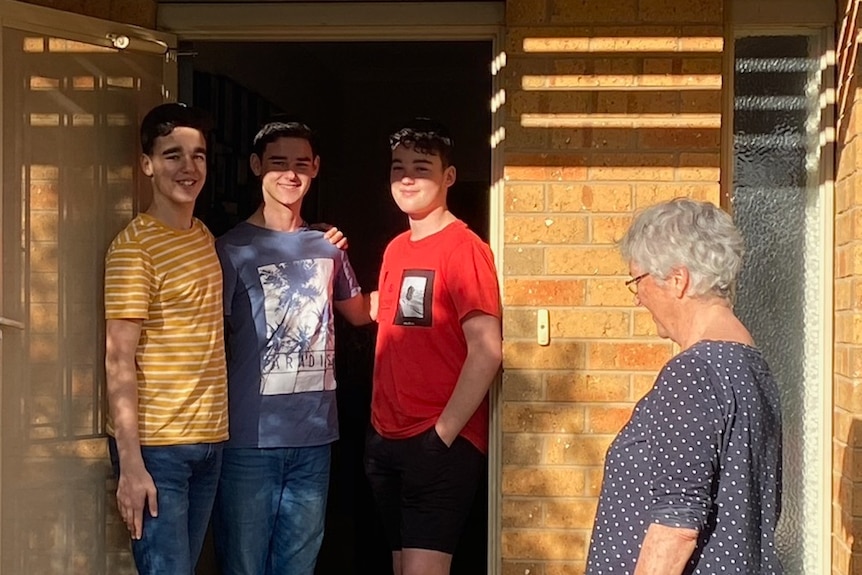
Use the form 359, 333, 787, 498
158, 3, 507, 574
724, 1, 835, 573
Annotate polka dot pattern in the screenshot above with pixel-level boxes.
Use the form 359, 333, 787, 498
585, 341, 783, 575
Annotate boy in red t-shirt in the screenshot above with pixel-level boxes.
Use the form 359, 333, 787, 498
364, 118, 503, 575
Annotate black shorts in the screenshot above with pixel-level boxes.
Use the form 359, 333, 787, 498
363, 426, 486, 554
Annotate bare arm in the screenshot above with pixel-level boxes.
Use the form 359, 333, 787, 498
633, 524, 699, 575
334, 292, 374, 326
434, 311, 502, 446
105, 318, 157, 540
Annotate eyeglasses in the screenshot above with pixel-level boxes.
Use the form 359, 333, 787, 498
625, 272, 649, 294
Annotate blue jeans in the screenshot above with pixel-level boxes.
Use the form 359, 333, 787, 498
214, 445, 331, 575
108, 438, 223, 575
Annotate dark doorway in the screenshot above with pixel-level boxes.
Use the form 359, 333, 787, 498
181, 41, 493, 575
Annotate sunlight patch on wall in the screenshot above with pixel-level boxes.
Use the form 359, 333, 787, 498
523, 37, 723, 53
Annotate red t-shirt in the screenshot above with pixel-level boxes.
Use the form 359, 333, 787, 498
371, 220, 501, 454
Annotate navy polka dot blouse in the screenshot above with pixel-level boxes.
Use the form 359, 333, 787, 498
586, 341, 783, 575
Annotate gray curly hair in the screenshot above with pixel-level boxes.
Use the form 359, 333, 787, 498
620, 198, 745, 299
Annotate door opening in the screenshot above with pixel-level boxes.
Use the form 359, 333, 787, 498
181, 40, 493, 575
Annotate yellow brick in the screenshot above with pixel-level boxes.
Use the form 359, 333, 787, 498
544, 499, 599, 529
549, 0, 639, 24
504, 309, 537, 339
596, 92, 627, 114
503, 434, 544, 466
634, 183, 719, 207
504, 246, 544, 275
552, 309, 630, 338
507, 121, 551, 149
585, 278, 633, 306
637, 128, 720, 151
506, 215, 588, 244
505, 183, 545, 212
548, 184, 632, 212
630, 91, 679, 114
505, 278, 587, 306
547, 246, 626, 275
523, 37, 591, 53
589, 128, 636, 150
586, 406, 633, 433
504, 164, 588, 182
503, 403, 585, 433
547, 562, 587, 575
506, 0, 548, 24
676, 165, 721, 182
588, 165, 675, 181
550, 128, 587, 150
644, 58, 674, 74
588, 342, 672, 370
502, 371, 545, 401
639, 0, 722, 23
837, 212, 853, 245
504, 341, 586, 369
681, 57, 722, 74
585, 467, 604, 496
502, 530, 588, 561
632, 374, 657, 399
547, 372, 630, 402
502, 499, 544, 528
593, 58, 639, 75
545, 435, 614, 465
503, 563, 546, 575
679, 36, 724, 52
590, 214, 632, 244
633, 309, 658, 336
502, 467, 586, 496
509, 90, 545, 116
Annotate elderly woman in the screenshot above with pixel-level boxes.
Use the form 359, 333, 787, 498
585, 198, 783, 575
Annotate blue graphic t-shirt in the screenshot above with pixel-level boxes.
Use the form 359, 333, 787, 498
216, 222, 361, 448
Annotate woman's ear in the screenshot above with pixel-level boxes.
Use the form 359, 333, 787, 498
669, 267, 691, 299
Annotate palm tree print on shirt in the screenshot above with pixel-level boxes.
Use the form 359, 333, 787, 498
258, 258, 336, 395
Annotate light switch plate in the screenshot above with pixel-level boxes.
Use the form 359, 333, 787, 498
537, 309, 550, 346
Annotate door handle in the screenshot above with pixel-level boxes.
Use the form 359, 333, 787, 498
0, 316, 25, 330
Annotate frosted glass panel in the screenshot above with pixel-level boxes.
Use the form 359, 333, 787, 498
1, 26, 165, 574
732, 35, 825, 575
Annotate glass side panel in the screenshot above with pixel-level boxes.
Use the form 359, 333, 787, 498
732, 34, 826, 575
2, 26, 164, 574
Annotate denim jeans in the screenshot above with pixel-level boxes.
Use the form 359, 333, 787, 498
213, 444, 331, 575
108, 438, 223, 575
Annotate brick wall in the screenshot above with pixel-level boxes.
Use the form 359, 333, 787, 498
834, 3, 862, 572
16, 0, 157, 27
501, 0, 723, 572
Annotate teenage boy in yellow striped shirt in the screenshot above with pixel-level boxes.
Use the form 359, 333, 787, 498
104, 103, 228, 575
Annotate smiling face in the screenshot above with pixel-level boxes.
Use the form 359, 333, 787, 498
252, 137, 320, 209
140, 126, 207, 208
389, 142, 456, 219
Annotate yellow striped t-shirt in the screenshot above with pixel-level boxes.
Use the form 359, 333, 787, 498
104, 213, 228, 445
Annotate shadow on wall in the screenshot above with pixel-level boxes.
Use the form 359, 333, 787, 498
838, 416, 862, 574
